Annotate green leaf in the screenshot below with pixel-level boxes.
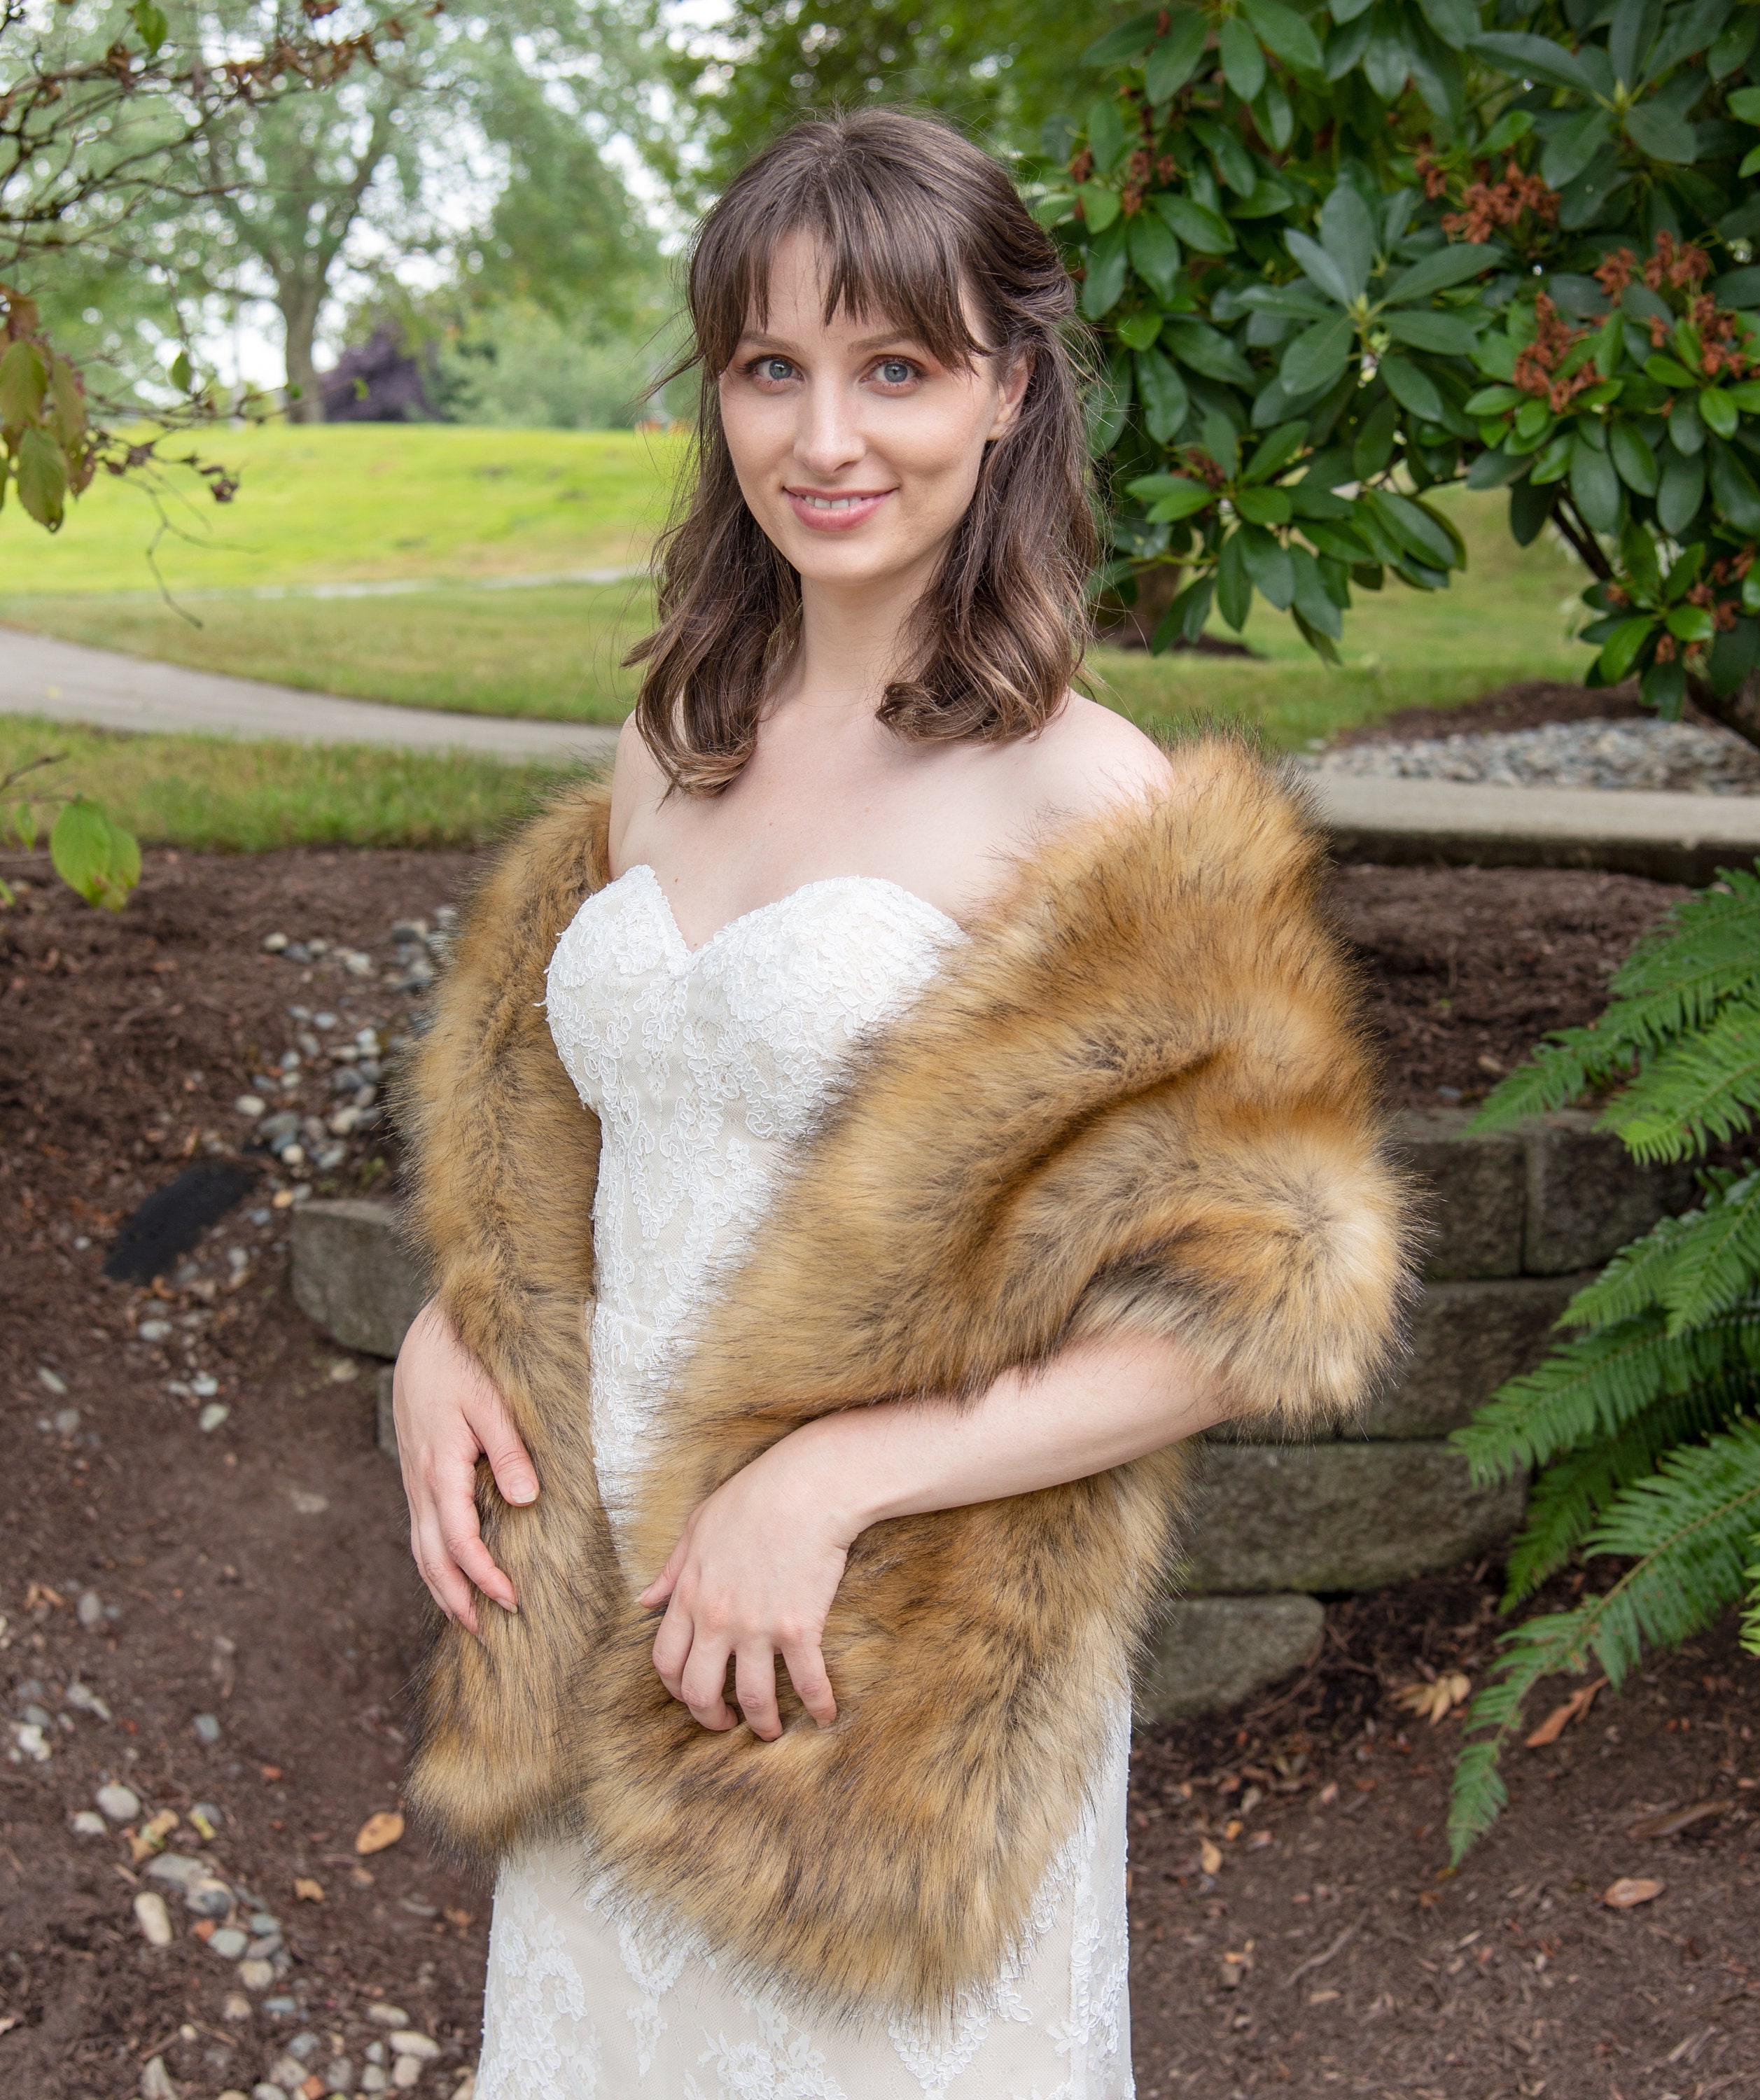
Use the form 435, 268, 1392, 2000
1353, 391, 1401, 479
1331, 0, 1374, 20
15, 426, 67, 529
1080, 183, 1122, 233
1657, 447, 1705, 535
1468, 29, 1603, 97
130, 1, 168, 55
1237, 522, 1296, 608
1510, 476, 1556, 545
1290, 542, 1346, 637
1414, 0, 1476, 51
1599, 613, 1658, 682
1128, 214, 1182, 304
50, 797, 137, 909
1646, 353, 1698, 388
1243, 421, 1308, 484
1465, 385, 1523, 415
1282, 312, 1355, 396
1700, 388, 1738, 440
1153, 194, 1236, 253
1609, 419, 1659, 496
1624, 101, 1698, 163
1126, 471, 1215, 521
1466, 445, 1530, 489
1235, 484, 1293, 526
1670, 392, 1705, 457
1542, 106, 1614, 190
1116, 309, 1164, 351
1708, 439, 1760, 533
1219, 15, 1268, 99
1187, 115, 1259, 196
1362, 19, 1413, 99
1089, 349, 1133, 456
1325, 14, 1374, 77
1665, 603, 1717, 644
1253, 73, 1296, 151
1367, 487, 1458, 568
1571, 433, 1624, 533
1145, 8, 1212, 102
1135, 349, 1190, 444
1709, 10, 1756, 78
1643, 655, 1688, 715
1241, 0, 1325, 72
1285, 232, 1354, 307
1708, 615, 1760, 699
1082, 227, 1131, 319
1216, 529, 1254, 629
1385, 242, 1502, 309
1319, 181, 1376, 302
1621, 517, 1662, 598
1481, 109, 1536, 154
1381, 309, 1481, 354
0, 340, 47, 427
1730, 85, 1760, 125
1161, 318, 1256, 388
1082, 8, 1164, 66
1378, 353, 1444, 421
1087, 97, 1128, 176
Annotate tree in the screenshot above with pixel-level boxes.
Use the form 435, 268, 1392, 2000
1049, 0, 1760, 748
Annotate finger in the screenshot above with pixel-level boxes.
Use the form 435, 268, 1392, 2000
638, 1534, 689, 1611
679, 1632, 736, 1730
414, 1516, 481, 1637
782, 1638, 838, 1729
466, 1379, 538, 1508
651, 1598, 694, 1700
431, 1446, 518, 1610
449, 1527, 518, 1615
734, 1642, 783, 1742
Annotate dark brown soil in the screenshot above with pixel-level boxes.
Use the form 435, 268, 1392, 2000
1, 844, 1742, 2100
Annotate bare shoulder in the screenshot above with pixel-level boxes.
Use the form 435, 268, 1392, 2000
1010, 694, 1183, 826
607, 713, 669, 867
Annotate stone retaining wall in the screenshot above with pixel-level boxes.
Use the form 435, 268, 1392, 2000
290, 1109, 1693, 1722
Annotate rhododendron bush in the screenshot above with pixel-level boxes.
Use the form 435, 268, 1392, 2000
1043, 0, 1760, 744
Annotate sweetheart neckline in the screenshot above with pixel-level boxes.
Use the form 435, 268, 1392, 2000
615, 861, 965, 963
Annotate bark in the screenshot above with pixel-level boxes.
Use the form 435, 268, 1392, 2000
278, 275, 326, 424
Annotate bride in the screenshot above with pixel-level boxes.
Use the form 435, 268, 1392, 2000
391, 108, 1406, 2099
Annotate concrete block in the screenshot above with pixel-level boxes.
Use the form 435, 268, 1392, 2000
290, 1198, 426, 1360
1523, 1111, 1697, 1275
1394, 1109, 1525, 1279
377, 1364, 398, 1461
1182, 1441, 1525, 1594
1367, 1273, 1583, 1437
1136, 1594, 1325, 1723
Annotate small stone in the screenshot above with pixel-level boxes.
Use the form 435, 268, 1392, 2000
193, 1712, 223, 1744
36, 1366, 68, 1394
326, 1106, 361, 1137
316, 1144, 348, 1171
141, 2057, 179, 2100
391, 2061, 422, 2091
288, 2031, 323, 2062
238, 1959, 277, 1991
263, 932, 290, 953
306, 938, 330, 957
366, 2007, 408, 2027
325, 2059, 355, 2094
290, 1491, 329, 1517
268, 2059, 309, 2092
250, 1208, 272, 1226
235, 1096, 267, 1119
263, 1995, 299, 2015
53, 1406, 81, 1435
447, 2077, 473, 2100
146, 1851, 205, 1888
208, 1925, 249, 1959
314, 1011, 338, 1029
246, 1933, 284, 1959
97, 1781, 141, 1821
258, 1110, 302, 1149
21, 1704, 50, 1728
386, 2035, 439, 2062
281, 942, 311, 965
248, 1910, 280, 1934
281, 1144, 307, 1170
191, 1374, 221, 1399
359, 2073, 389, 2095
328, 1358, 359, 1383
223, 1991, 253, 2020
72, 1809, 108, 1835
186, 1877, 234, 1917
254, 2087, 287, 2100
66, 1679, 111, 1718
354, 1028, 382, 1054
13, 1721, 50, 1762
199, 1403, 232, 1433
139, 1319, 174, 1343
134, 1890, 174, 1946
77, 1589, 105, 1630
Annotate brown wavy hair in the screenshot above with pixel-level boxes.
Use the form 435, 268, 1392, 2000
629, 108, 1097, 794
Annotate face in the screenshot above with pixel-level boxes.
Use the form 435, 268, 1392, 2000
716, 230, 1031, 601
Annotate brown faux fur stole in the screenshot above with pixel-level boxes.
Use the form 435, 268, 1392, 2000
399, 738, 1412, 2019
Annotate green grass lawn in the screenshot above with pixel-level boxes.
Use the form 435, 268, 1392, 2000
0, 423, 687, 594
0, 428, 1600, 849
0, 715, 568, 853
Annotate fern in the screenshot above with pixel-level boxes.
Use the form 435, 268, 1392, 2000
1448, 861, 1760, 1857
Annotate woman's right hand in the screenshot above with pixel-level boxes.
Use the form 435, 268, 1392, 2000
392, 1297, 538, 1637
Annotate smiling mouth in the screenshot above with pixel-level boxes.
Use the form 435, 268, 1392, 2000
787, 489, 893, 511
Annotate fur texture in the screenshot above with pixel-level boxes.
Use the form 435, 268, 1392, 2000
400, 739, 1412, 2019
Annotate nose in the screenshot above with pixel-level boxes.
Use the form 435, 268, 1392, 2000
791, 374, 866, 480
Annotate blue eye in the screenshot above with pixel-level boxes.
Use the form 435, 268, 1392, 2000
877, 359, 914, 384
755, 357, 794, 382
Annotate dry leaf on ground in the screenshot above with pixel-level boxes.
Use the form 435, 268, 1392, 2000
1628, 1800, 1728, 1840
1602, 1876, 1663, 1909
355, 1809, 405, 1855
1394, 1670, 1472, 1724
1200, 1838, 1222, 1875
1524, 1677, 1607, 1748
293, 1876, 326, 1903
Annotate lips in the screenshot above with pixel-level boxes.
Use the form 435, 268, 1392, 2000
783, 487, 895, 532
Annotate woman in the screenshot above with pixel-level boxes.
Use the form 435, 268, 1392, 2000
393, 111, 1407, 2098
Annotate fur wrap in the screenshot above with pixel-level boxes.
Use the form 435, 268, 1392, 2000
398, 737, 1411, 2019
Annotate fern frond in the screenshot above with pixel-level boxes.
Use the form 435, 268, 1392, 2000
1744, 1547, 1760, 1658
1450, 1417, 1760, 1861
1608, 1000, 1760, 1162
1564, 1205, 1717, 1329
1501, 1382, 1753, 1604
1451, 1308, 1760, 1481
1471, 1031, 1633, 1130
1658, 1177, 1760, 1333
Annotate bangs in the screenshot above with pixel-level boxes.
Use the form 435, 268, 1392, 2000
691, 139, 990, 374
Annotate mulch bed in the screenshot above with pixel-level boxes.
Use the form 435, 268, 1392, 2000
1, 839, 1748, 2100
1332, 677, 1724, 747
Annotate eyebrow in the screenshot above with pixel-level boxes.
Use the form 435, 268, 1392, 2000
736, 328, 928, 354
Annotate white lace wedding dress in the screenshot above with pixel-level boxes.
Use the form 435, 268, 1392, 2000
475, 862, 1134, 2100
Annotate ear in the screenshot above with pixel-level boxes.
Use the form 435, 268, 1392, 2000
988, 348, 1033, 442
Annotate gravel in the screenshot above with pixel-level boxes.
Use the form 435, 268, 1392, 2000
1304, 715, 1760, 794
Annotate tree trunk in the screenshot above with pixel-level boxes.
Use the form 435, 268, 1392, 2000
279, 276, 326, 424
1687, 670, 1760, 753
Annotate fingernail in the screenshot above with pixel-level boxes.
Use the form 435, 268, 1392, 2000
508, 1481, 538, 1504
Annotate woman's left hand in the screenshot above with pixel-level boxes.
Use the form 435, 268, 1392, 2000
638, 1436, 848, 1740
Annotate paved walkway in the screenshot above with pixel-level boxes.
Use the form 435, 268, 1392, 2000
6, 626, 1759, 882
0, 628, 618, 767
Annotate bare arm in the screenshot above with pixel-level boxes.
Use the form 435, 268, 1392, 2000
638, 1331, 1231, 1740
